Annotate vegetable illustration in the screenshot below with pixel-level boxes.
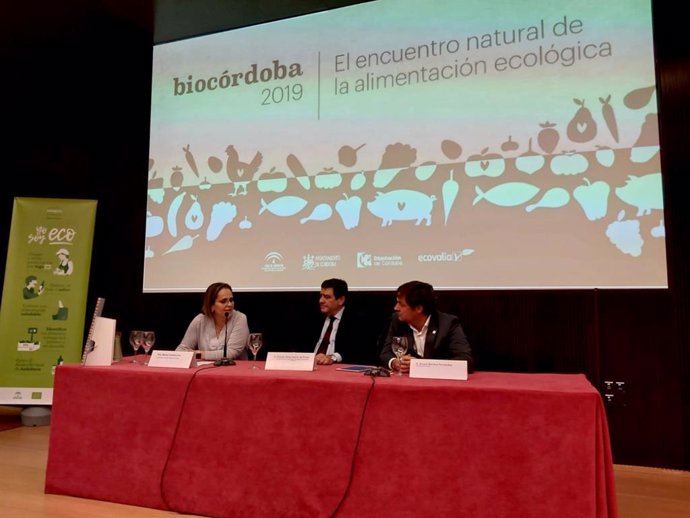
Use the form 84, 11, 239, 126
170, 166, 184, 190
350, 171, 366, 191
651, 220, 665, 238
183, 145, 199, 177
167, 191, 186, 237
595, 146, 615, 168
163, 234, 198, 255
239, 216, 252, 230
379, 143, 416, 169
442, 169, 459, 225
314, 168, 342, 189
515, 138, 544, 175
338, 144, 365, 168
415, 161, 436, 181
623, 85, 655, 110
500, 136, 519, 152
599, 95, 619, 143
537, 122, 559, 154
286, 153, 311, 190
550, 151, 588, 175
566, 98, 597, 143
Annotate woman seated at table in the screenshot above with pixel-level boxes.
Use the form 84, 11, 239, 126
176, 282, 249, 361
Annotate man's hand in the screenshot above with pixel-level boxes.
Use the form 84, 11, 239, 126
392, 354, 412, 373
315, 353, 334, 365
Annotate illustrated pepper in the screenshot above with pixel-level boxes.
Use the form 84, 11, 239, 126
442, 169, 460, 225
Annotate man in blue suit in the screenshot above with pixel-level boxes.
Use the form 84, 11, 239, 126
380, 280, 474, 373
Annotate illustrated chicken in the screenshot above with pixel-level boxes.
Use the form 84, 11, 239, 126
225, 145, 262, 196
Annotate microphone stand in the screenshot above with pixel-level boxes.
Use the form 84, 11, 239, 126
214, 311, 235, 366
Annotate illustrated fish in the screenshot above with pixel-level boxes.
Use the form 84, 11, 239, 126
259, 196, 308, 217
473, 182, 539, 207
525, 187, 570, 212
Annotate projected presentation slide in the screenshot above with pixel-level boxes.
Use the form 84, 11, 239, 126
145, 0, 666, 292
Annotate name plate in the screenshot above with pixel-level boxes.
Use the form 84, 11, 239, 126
409, 359, 468, 380
147, 350, 195, 369
265, 352, 315, 371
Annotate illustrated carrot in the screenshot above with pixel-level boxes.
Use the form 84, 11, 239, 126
183, 144, 199, 177
163, 234, 198, 255
599, 95, 619, 143
442, 169, 459, 225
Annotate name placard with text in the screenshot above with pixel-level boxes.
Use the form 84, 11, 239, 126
409, 359, 468, 380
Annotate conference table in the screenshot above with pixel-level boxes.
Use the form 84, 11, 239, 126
45, 359, 617, 518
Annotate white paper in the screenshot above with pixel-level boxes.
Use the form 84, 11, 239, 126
409, 359, 468, 380
265, 352, 315, 371
147, 350, 195, 369
85, 317, 116, 366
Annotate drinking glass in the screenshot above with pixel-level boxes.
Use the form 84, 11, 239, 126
141, 331, 156, 365
129, 330, 144, 363
391, 336, 409, 376
247, 333, 263, 369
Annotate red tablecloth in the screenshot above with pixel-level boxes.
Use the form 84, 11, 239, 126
45, 361, 617, 518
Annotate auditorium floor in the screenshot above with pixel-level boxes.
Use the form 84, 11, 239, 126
0, 424, 689, 517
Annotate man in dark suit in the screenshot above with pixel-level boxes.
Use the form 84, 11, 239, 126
312, 278, 376, 366
380, 280, 474, 373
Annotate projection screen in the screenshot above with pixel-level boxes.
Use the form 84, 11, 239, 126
145, 0, 666, 292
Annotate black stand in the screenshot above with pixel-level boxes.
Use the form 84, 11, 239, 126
214, 312, 235, 366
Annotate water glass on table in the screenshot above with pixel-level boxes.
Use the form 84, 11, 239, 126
391, 336, 409, 376
141, 331, 156, 365
247, 333, 263, 369
129, 330, 144, 363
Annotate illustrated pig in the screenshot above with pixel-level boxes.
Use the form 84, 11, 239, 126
615, 173, 663, 216
367, 190, 437, 226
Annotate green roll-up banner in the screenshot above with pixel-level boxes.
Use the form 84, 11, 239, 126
0, 198, 97, 404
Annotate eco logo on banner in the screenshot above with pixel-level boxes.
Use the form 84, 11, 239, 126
0, 198, 97, 405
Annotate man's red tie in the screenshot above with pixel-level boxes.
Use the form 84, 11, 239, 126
317, 316, 336, 354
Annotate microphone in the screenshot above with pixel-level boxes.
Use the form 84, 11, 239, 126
214, 311, 235, 366
364, 366, 390, 377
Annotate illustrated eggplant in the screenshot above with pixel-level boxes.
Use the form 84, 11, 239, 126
442, 169, 459, 225
623, 85, 655, 110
